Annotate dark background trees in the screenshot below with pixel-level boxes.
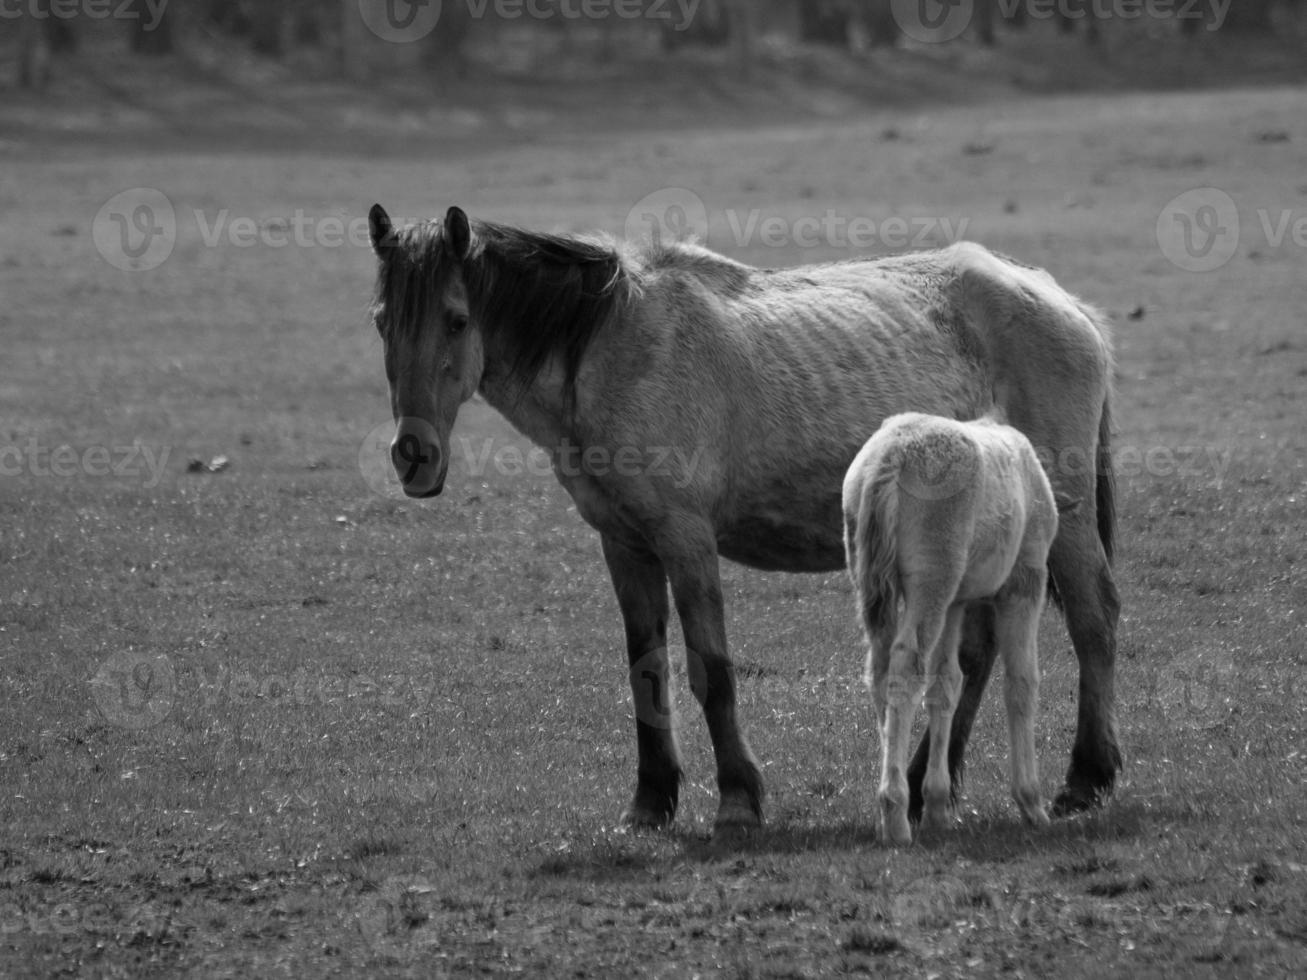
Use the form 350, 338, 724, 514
7, 0, 1305, 89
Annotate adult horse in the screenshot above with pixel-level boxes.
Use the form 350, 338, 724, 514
365, 204, 1121, 832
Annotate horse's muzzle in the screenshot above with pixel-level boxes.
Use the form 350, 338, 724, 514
391, 421, 446, 498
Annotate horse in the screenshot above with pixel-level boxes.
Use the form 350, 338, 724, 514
843, 410, 1067, 845
364, 203, 1121, 833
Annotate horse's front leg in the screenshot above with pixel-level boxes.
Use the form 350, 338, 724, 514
602, 535, 683, 828
662, 527, 764, 831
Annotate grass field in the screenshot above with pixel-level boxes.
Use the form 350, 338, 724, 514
2, 57, 1306, 977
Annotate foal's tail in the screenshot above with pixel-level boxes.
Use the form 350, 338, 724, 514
855, 457, 902, 638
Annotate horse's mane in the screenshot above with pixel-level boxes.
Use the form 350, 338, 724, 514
641, 238, 754, 295
373, 218, 632, 399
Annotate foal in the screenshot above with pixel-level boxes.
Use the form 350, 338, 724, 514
843, 411, 1061, 845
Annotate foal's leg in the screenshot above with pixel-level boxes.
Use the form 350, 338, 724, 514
921, 604, 966, 836
864, 620, 894, 841
907, 603, 998, 823
995, 571, 1051, 828
601, 536, 682, 827
662, 527, 764, 830
880, 584, 953, 845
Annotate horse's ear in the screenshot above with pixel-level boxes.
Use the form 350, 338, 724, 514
443, 206, 471, 262
368, 204, 393, 255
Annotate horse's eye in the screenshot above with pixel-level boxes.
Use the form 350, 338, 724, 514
447, 312, 469, 336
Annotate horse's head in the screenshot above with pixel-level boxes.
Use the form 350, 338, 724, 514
368, 204, 482, 498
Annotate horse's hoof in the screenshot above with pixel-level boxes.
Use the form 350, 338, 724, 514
620, 804, 674, 829
1050, 784, 1105, 818
713, 801, 762, 836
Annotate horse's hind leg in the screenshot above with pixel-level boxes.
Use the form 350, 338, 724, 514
602, 536, 683, 828
662, 529, 764, 831
906, 603, 998, 823
880, 582, 953, 845
996, 570, 1051, 828
1047, 513, 1122, 815
921, 604, 965, 836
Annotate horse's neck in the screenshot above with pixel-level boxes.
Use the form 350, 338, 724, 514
478, 358, 573, 452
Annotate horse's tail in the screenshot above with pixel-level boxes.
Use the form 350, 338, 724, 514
1095, 383, 1116, 565
855, 454, 902, 639
1077, 299, 1116, 566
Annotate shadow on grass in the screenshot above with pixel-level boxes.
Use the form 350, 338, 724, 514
531, 795, 1193, 881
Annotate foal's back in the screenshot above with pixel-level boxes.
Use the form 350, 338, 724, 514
879, 412, 1058, 599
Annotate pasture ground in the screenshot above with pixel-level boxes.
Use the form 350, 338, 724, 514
2, 34, 1306, 979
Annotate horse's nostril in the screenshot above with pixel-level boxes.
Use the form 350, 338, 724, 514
392, 433, 439, 484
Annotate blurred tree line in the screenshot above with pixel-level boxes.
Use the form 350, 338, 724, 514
8, 0, 1303, 89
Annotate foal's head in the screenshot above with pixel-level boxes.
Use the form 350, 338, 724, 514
368, 204, 481, 498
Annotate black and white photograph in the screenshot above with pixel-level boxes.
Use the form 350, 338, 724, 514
2, 0, 1304, 975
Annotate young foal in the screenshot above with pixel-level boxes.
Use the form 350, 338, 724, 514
843, 411, 1060, 845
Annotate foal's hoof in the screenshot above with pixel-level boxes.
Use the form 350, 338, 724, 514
878, 824, 913, 848
1025, 806, 1052, 829
919, 808, 956, 840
